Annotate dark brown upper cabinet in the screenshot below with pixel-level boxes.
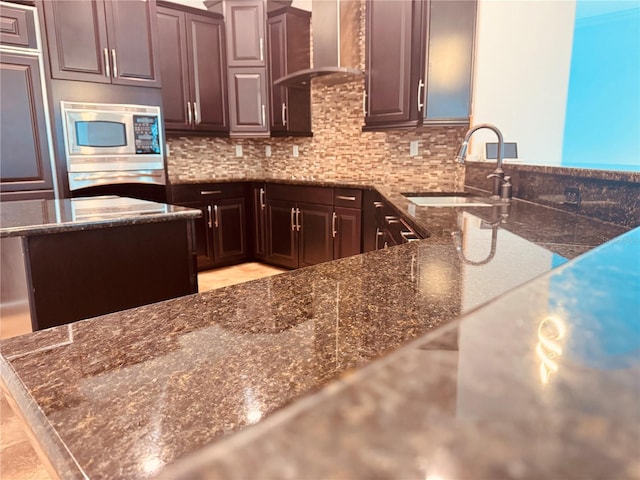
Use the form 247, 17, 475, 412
223, 0, 269, 136
267, 7, 311, 136
364, 0, 425, 130
157, 2, 228, 133
1, 3, 54, 201
228, 66, 269, 135
42, 0, 160, 87
225, 0, 265, 66
364, 0, 476, 130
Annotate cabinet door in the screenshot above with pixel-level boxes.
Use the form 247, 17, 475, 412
188, 13, 228, 132
173, 200, 215, 270
228, 67, 269, 135
157, 6, 190, 130
333, 207, 362, 259
0, 54, 54, 193
424, 0, 476, 121
252, 184, 267, 260
104, 0, 160, 87
267, 10, 311, 135
364, 0, 425, 129
212, 198, 247, 266
42, 0, 110, 83
266, 199, 297, 269
226, 0, 265, 66
298, 203, 334, 268
267, 13, 286, 130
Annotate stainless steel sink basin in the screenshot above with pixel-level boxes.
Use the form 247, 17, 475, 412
402, 192, 494, 207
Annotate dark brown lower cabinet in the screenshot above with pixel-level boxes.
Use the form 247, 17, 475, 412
265, 199, 334, 269
24, 220, 197, 330
333, 206, 362, 259
169, 184, 248, 270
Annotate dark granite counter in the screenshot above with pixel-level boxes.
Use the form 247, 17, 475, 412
0, 186, 636, 479
0, 196, 200, 238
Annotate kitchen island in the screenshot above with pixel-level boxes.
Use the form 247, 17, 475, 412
1, 187, 637, 479
0, 196, 200, 334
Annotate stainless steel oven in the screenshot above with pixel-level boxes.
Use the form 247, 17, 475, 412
61, 101, 165, 191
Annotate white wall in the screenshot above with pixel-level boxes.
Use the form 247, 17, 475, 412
470, 0, 576, 166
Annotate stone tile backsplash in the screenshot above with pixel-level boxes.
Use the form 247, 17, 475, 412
166, 76, 467, 191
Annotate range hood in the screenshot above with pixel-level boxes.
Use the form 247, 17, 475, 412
274, 0, 363, 87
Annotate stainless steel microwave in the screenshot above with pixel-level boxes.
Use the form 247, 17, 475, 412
60, 101, 164, 172
61, 101, 166, 190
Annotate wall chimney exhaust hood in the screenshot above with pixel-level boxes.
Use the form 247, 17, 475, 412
274, 0, 363, 87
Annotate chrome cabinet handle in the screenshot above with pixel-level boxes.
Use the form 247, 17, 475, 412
385, 215, 400, 225
291, 207, 296, 231
363, 90, 367, 115
194, 102, 199, 125
213, 205, 219, 228
373, 201, 383, 209
207, 205, 213, 228
401, 230, 420, 242
417, 79, 424, 111
261, 105, 266, 127
281, 102, 287, 126
375, 228, 383, 250
259, 187, 266, 210
296, 208, 301, 232
111, 49, 118, 78
187, 102, 192, 125
336, 195, 356, 201
259, 38, 264, 62
332, 212, 337, 238
200, 190, 222, 195
103, 48, 110, 77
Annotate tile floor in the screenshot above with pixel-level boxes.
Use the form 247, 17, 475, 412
0, 262, 286, 480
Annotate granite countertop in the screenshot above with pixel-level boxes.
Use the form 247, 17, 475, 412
0, 186, 636, 479
0, 196, 201, 238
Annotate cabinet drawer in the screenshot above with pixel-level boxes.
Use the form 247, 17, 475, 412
170, 183, 245, 202
0, 4, 37, 49
267, 184, 333, 205
334, 188, 362, 208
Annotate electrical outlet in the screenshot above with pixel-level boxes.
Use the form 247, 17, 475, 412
410, 140, 419, 156
235, 145, 243, 157
292, 145, 299, 157
265, 145, 271, 157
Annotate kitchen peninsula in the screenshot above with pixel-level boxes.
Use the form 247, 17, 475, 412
0, 186, 637, 479
0, 196, 200, 334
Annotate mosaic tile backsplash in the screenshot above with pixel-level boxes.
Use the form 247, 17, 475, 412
166, 77, 467, 191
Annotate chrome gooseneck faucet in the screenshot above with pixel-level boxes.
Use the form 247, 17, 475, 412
456, 123, 508, 200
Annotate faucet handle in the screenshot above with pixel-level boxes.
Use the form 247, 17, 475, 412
486, 172, 505, 181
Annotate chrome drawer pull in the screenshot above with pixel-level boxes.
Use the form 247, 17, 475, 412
336, 195, 356, 201
200, 190, 222, 195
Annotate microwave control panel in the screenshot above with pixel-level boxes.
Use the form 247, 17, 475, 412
133, 115, 161, 155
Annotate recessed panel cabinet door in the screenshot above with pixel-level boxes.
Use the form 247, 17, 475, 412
173, 200, 215, 270
226, 0, 265, 66
42, 0, 110, 83
157, 6, 190, 129
189, 14, 228, 132
298, 203, 334, 268
104, 0, 160, 87
0, 54, 53, 193
334, 206, 362, 259
228, 67, 268, 134
213, 198, 247, 265
43, 0, 159, 86
267, 200, 297, 269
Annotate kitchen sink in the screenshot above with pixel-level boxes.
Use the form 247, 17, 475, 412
402, 192, 494, 207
